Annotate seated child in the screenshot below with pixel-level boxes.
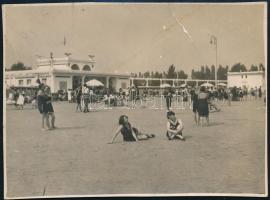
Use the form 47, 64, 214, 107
166, 111, 185, 141
109, 115, 155, 143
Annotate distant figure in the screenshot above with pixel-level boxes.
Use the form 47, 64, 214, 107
31, 94, 37, 109
129, 86, 137, 109
197, 86, 209, 126
44, 86, 56, 129
165, 89, 173, 111
82, 84, 90, 112
76, 86, 82, 112
254, 87, 258, 99
14, 90, 19, 108
37, 85, 50, 131
258, 86, 262, 98
16, 93, 25, 109
191, 88, 199, 125
68, 89, 72, 103
109, 115, 155, 143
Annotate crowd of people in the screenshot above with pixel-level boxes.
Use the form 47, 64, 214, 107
6, 83, 264, 112
6, 81, 265, 136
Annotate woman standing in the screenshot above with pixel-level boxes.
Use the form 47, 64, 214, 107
197, 86, 209, 126
37, 85, 50, 131
44, 86, 56, 129
191, 87, 199, 125
76, 86, 82, 112
16, 92, 25, 109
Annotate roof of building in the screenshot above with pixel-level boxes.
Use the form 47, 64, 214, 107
5, 68, 130, 78
227, 71, 265, 75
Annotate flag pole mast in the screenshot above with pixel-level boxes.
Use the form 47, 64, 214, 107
215, 36, 218, 86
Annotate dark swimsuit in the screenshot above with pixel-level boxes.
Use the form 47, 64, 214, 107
37, 95, 46, 114
166, 120, 180, 139
120, 123, 136, 142
44, 95, 54, 113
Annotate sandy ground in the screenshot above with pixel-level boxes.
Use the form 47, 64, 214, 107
5, 99, 266, 197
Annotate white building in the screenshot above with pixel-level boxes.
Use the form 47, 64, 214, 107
5, 57, 130, 93
227, 71, 266, 90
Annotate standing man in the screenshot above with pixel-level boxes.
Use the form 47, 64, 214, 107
258, 86, 262, 99
67, 89, 72, 103
165, 88, 172, 111
82, 84, 90, 113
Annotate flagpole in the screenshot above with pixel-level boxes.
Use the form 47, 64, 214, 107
210, 34, 218, 86
215, 36, 218, 86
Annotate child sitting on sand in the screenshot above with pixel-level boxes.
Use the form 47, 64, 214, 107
109, 115, 155, 143
166, 111, 185, 141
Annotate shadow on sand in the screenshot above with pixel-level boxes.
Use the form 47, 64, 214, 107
53, 126, 86, 131
208, 122, 225, 126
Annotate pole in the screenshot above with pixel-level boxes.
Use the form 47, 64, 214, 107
50, 53, 54, 92
215, 37, 218, 86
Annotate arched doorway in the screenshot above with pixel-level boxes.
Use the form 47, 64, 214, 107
72, 76, 82, 90
71, 64, 79, 70
83, 65, 91, 71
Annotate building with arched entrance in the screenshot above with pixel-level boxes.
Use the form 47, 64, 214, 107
5, 57, 130, 93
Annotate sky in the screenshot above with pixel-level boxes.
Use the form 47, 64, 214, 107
3, 3, 266, 75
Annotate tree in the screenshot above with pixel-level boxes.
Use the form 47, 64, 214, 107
162, 71, 167, 78
230, 63, 247, 72
10, 62, 32, 71
205, 65, 211, 80
217, 65, 228, 80
167, 64, 177, 78
249, 64, 258, 71
191, 69, 195, 79
211, 65, 215, 80
259, 63, 265, 71
143, 71, 150, 78
177, 70, 188, 79
200, 66, 205, 79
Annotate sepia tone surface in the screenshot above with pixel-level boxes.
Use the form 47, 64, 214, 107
3, 2, 267, 198
3, 3, 265, 73
6, 100, 265, 197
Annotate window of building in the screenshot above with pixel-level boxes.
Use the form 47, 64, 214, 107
42, 78, 47, 84
18, 80, 23, 86
27, 79, 31, 85
59, 81, 67, 91
71, 64, 80, 70
83, 65, 91, 71
121, 82, 127, 89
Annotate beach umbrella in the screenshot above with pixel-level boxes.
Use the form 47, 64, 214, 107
217, 83, 227, 87
86, 79, 104, 87
160, 83, 171, 88
180, 83, 187, 88
200, 82, 214, 87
